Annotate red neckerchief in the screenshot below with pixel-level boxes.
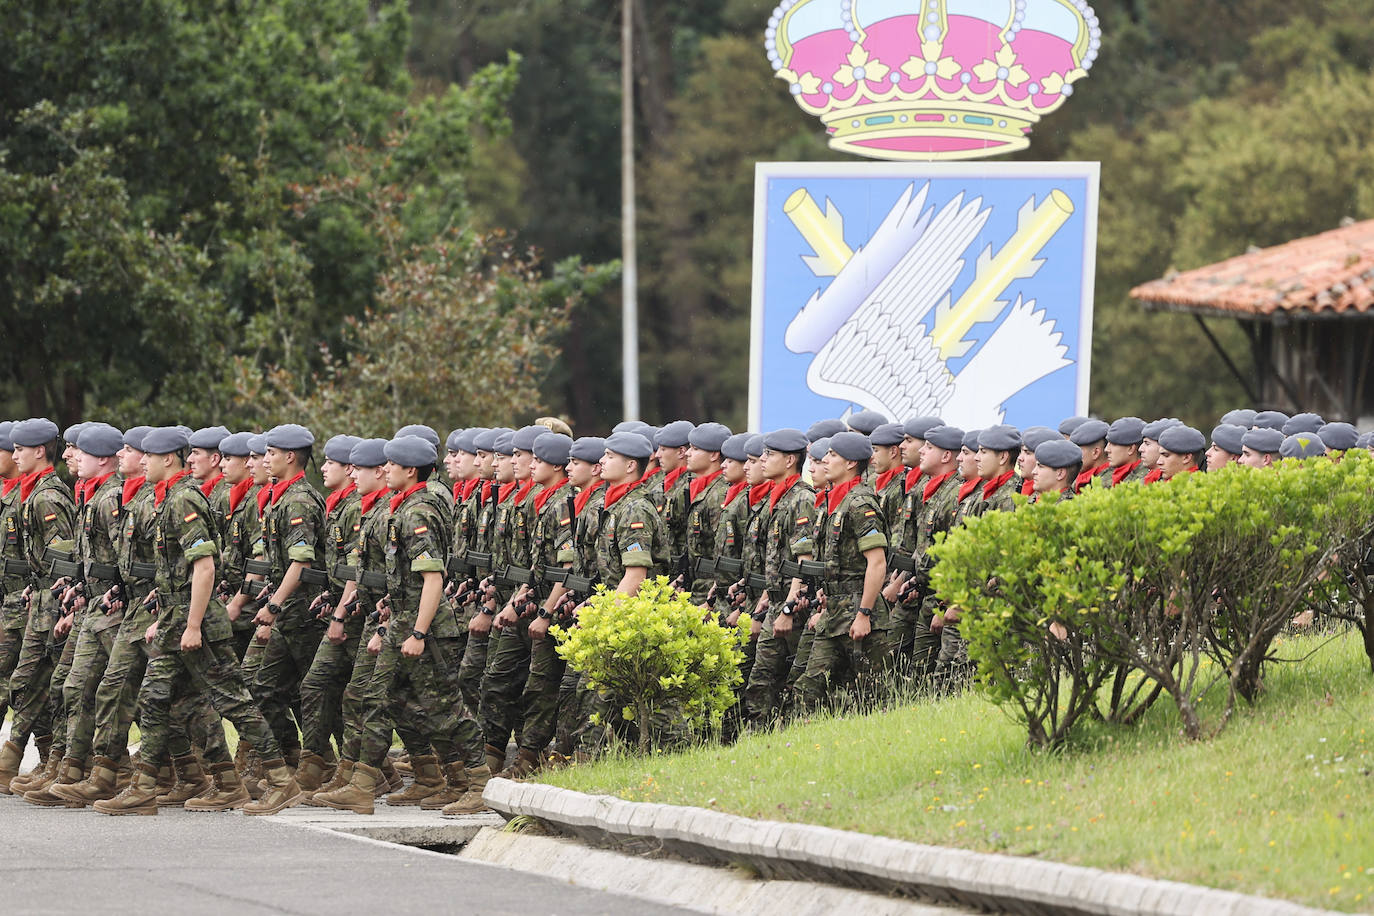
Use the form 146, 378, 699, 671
468, 479, 484, 501
1143, 468, 1164, 484
636, 466, 663, 492
826, 476, 863, 514
389, 481, 427, 513
574, 480, 604, 515
1163, 466, 1200, 482
958, 476, 983, 501
982, 470, 1016, 500
769, 473, 801, 510
122, 475, 147, 506
76, 477, 96, 506
480, 479, 493, 502
0, 477, 19, 497
814, 488, 828, 508
923, 470, 956, 502
875, 466, 902, 494
360, 487, 390, 515
533, 478, 569, 514
662, 467, 687, 494
19, 466, 55, 502
498, 481, 518, 503
227, 478, 254, 515
325, 481, 357, 515
270, 471, 305, 506
748, 482, 773, 507
723, 480, 748, 508
512, 479, 537, 506
602, 478, 640, 510
1074, 461, 1110, 491
256, 485, 273, 515
154, 469, 190, 507
1111, 459, 1142, 486
689, 468, 724, 501
200, 473, 224, 498
84, 471, 116, 505
1021, 477, 1035, 496
903, 467, 925, 494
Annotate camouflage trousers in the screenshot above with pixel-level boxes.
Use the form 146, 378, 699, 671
793, 601, 894, 711
517, 628, 565, 754
0, 619, 23, 723
553, 664, 583, 756
933, 618, 972, 692
480, 618, 532, 752
357, 635, 481, 769
456, 614, 490, 719
7, 591, 63, 747
251, 622, 325, 755
137, 639, 279, 764
61, 614, 120, 762
743, 609, 804, 724
297, 614, 365, 757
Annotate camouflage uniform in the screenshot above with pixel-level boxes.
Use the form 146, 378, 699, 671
357, 486, 482, 770
743, 477, 815, 723
794, 481, 891, 708
1093, 460, 1147, 488
661, 469, 691, 561
685, 471, 729, 606
786, 491, 831, 691
973, 472, 1020, 515
875, 470, 907, 545
914, 474, 962, 682
456, 483, 504, 718
0, 477, 28, 724
219, 481, 262, 659
552, 482, 604, 755
251, 474, 327, 757
478, 482, 540, 752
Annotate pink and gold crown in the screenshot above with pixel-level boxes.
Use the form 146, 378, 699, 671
766, 0, 1099, 160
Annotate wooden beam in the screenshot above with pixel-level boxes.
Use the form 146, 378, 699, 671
1194, 315, 1257, 403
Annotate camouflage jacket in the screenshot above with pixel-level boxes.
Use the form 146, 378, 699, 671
874, 468, 907, 545
741, 490, 772, 600
152, 474, 229, 652
1093, 460, 1147, 488
818, 480, 888, 636
206, 476, 231, 536
79, 474, 126, 631
711, 482, 751, 617
386, 485, 457, 638
220, 482, 262, 597
661, 469, 692, 559
892, 471, 926, 554
117, 481, 158, 644
973, 472, 1020, 515
762, 476, 816, 601
685, 470, 729, 604
261, 474, 326, 631
595, 482, 668, 586
915, 473, 961, 577
526, 480, 574, 573
350, 489, 391, 616
0, 479, 26, 625
323, 485, 362, 601
557, 482, 605, 580
23, 469, 76, 589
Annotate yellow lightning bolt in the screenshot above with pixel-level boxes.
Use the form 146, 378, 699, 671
930, 189, 1074, 361
784, 188, 852, 277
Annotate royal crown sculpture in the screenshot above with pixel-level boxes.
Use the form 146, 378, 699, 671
765, 0, 1100, 160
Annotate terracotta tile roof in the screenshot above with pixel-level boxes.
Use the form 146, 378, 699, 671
1130, 219, 1374, 318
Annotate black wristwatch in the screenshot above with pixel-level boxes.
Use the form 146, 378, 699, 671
332, 614, 346, 623
857, 606, 873, 617
265, 601, 282, 616
537, 608, 552, 620
480, 606, 495, 616
376, 625, 387, 637
411, 629, 428, 641
780, 602, 795, 617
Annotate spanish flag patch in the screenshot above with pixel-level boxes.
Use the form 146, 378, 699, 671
559, 517, 571, 526
629, 521, 644, 530
43, 513, 56, 521
183, 512, 199, 523
863, 510, 876, 517
290, 517, 304, 526
796, 516, 810, 526
413, 525, 429, 535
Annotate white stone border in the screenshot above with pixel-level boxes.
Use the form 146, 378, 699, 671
484, 779, 1332, 916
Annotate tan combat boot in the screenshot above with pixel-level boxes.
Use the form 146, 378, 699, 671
184, 762, 251, 812
157, 754, 212, 806
420, 760, 471, 810
440, 764, 492, 817
23, 756, 86, 807
8, 737, 56, 795
294, 752, 330, 793
390, 749, 412, 776
303, 759, 353, 806
51, 756, 121, 804
283, 746, 302, 775
483, 743, 505, 774
378, 755, 404, 794
242, 746, 266, 799
242, 758, 303, 816
92, 763, 160, 816
0, 739, 24, 793
315, 761, 378, 815
385, 754, 443, 806
497, 748, 541, 780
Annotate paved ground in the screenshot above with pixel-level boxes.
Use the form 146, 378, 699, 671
0, 797, 693, 915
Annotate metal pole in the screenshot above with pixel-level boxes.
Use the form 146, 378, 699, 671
620, 0, 640, 421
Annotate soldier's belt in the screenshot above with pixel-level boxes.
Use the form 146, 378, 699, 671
713, 556, 743, 578
357, 570, 388, 591
887, 552, 917, 574
244, 559, 271, 577
86, 562, 121, 582
298, 567, 328, 587
2, 557, 29, 577
127, 561, 157, 580
334, 565, 358, 582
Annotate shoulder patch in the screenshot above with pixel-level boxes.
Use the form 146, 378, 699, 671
413, 525, 429, 535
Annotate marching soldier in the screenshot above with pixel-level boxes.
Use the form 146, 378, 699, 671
1030, 439, 1083, 498
910, 425, 963, 682
972, 426, 1022, 514
1206, 425, 1245, 471
0, 422, 23, 728
682, 423, 732, 606
1156, 426, 1205, 480
1098, 418, 1148, 487
654, 420, 695, 557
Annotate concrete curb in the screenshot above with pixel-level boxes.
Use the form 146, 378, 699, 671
483, 779, 1332, 916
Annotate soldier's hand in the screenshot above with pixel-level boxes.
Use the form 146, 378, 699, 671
376, 595, 392, 621
53, 613, 74, 639
725, 608, 742, 628
468, 608, 494, 635
806, 611, 821, 630
254, 624, 271, 644
705, 582, 718, 604
22, 585, 33, 612
529, 614, 551, 640
944, 606, 961, 624
225, 592, 245, 621
881, 577, 902, 604
309, 591, 329, 617
1048, 620, 1068, 641
367, 631, 383, 656
61, 584, 80, 605
70, 595, 87, 615
50, 575, 72, 594
849, 611, 872, 641
929, 612, 944, 634
749, 616, 762, 638
326, 618, 347, 645
253, 606, 276, 626
401, 635, 425, 658
181, 624, 203, 652
145, 622, 158, 644
102, 585, 124, 614
772, 607, 794, 637
494, 603, 518, 629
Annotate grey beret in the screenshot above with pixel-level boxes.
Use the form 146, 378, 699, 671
12, 418, 60, 448
175, 425, 193, 438
493, 431, 515, 456
1069, 419, 1110, 445
569, 436, 606, 464
453, 428, 483, 454
1357, 432, 1373, 450
1242, 427, 1284, 454
1142, 418, 1183, 440
1106, 417, 1146, 445
902, 415, 945, 439
961, 428, 983, 451
722, 433, 751, 463
473, 428, 501, 452
1034, 438, 1083, 469
445, 428, 465, 452
604, 431, 653, 461
265, 424, 314, 450
349, 438, 388, 468
0, 421, 12, 452
1282, 412, 1324, 436
1220, 409, 1257, 428
847, 410, 888, 435
395, 424, 441, 448
870, 423, 906, 447
1158, 425, 1206, 454
247, 434, 268, 456
384, 435, 437, 468
1057, 416, 1090, 436
141, 426, 189, 455
611, 420, 648, 435
745, 434, 766, 458
924, 425, 965, 451
1250, 410, 1288, 431
809, 437, 831, 461
188, 426, 230, 450
978, 425, 1022, 451
1020, 426, 1059, 453
123, 426, 153, 451
763, 428, 809, 453
828, 431, 872, 461
1280, 433, 1327, 459
1318, 422, 1359, 451
1210, 424, 1245, 456
533, 432, 572, 465
806, 419, 846, 442
689, 422, 733, 452
63, 422, 90, 444
77, 423, 125, 458
219, 432, 253, 457
654, 420, 695, 449
324, 435, 361, 464
512, 424, 549, 452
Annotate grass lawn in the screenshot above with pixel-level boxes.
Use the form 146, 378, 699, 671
542, 630, 1374, 912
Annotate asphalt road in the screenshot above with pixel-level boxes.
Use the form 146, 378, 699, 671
0, 797, 691, 916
